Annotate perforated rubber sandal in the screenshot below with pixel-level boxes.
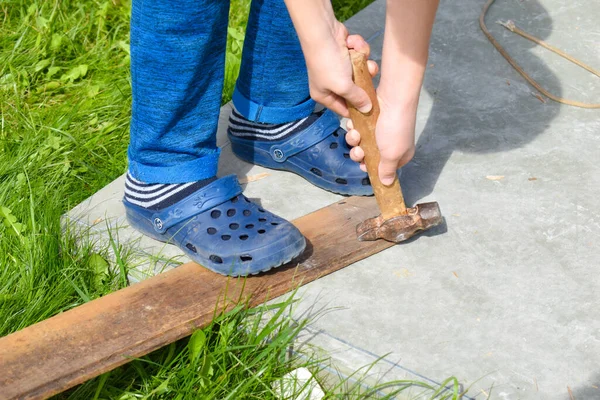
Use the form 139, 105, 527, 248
228, 110, 374, 196
123, 175, 306, 276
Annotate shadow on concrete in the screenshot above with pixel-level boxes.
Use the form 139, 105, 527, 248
399, 0, 562, 205
569, 372, 600, 400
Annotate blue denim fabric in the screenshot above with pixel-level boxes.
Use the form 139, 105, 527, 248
233, 0, 316, 123
128, 0, 314, 184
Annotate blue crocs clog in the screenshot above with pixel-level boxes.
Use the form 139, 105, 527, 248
228, 110, 374, 196
123, 175, 306, 276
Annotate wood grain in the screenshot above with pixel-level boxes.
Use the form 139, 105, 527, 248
347, 50, 407, 218
0, 196, 393, 400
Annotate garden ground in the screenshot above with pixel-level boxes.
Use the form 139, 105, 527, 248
71, 0, 600, 399
1, 0, 460, 398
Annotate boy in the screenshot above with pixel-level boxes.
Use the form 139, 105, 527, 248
123, 0, 439, 275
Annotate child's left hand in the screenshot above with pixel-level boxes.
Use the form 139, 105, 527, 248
300, 21, 378, 118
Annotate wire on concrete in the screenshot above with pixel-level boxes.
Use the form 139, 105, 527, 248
479, 0, 600, 109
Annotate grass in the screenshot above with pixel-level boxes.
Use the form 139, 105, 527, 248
55, 294, 464, 399
58, 297, 324, 399
0, 0, 464, 398
1, 0, 133, 336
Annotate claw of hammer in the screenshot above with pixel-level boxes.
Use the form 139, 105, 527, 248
347, 50, 444, 243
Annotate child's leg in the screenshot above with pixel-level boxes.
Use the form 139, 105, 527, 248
128, 0, 228, 184
229, 0, 373, 196
125, 0, 305, 276
234, 0, 314, 124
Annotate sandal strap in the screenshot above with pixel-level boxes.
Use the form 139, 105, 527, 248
150, 175, 242, 234
268, 110, 340, 163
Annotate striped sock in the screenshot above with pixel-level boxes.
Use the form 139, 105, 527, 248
124, 172, 216, 210
228, 108, 322, 141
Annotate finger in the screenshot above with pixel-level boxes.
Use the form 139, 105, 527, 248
345, 129, 361, 147
378, 156, 399, 186
346, 35, 370, 58
367, 60, 379, 77
396, 147, 416, 168
346, 119, 354, 131
350, 146, 364, 163
342, 84, 372, 114
325, 95, 350, 118
310, 89, 350, 117
360, 163, 367, 173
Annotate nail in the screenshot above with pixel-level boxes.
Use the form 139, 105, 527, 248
359, 103, 372, 114
380, 176, 394, 186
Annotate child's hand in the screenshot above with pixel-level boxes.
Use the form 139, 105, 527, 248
283, 0, 378, 117
343, 0, 438, 185
301, 22, 377, 117
345, 93, 417, 185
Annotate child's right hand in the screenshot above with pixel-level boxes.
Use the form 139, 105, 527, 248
343, 0, 439, 185
345, 94, 418, 185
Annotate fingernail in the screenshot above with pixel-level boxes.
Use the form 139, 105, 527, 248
381, 176, 394, 186
359, 103, 372, 113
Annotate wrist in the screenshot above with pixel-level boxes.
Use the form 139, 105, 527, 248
300, 20, 343, 61
377, 81, 420, 112
285, 0, 338, 52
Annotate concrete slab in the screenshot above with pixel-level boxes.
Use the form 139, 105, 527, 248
66, 0, 600, 398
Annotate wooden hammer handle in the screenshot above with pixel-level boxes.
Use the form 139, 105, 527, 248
347, 50, 407, 218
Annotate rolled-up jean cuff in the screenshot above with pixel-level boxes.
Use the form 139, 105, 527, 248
232, 86, 316, 124
127, 148, 220, 184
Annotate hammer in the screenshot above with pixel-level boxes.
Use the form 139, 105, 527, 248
346, 50, 443, 243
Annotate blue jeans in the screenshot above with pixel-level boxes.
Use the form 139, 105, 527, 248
128, 0, 317, 184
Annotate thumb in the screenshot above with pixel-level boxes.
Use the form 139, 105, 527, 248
378, 156, 398, 186
343, 84, 372, 114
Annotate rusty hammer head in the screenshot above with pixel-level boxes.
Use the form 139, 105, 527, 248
356, 202, 443, 243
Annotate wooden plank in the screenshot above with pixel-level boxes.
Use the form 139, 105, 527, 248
0, 196, 393, 400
